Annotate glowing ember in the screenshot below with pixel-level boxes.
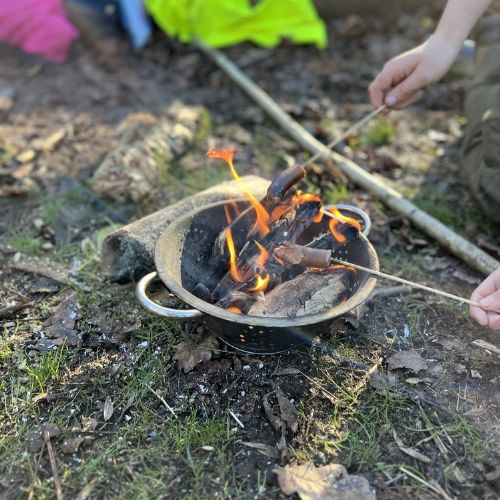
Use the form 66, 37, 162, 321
248, 273, 270, 292
226, 305, 242, 314
208, 148, 270, 236
254, 240, 270, 269
225, 228, 245, 282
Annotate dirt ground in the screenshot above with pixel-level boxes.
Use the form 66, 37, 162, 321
1, 6, 499, 500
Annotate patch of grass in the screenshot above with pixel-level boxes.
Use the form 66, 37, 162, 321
413, 187, 499, 237
7, 229, 41, 254
24, 346, 68, 395
359, 119, 395, 147
323, 183, 350, 205
379, 247, 421, 278
193, 107, 212, 146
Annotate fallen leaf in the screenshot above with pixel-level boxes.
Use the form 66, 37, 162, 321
241, 441, 280, 458
61, 436, 84, 454
27, 422, 61, 453
392, 429, 431, 464
33, 128, 66, 152
173, 333, 219, 373
387, 350, 427, 374
11, 254, 71, 284
83, 304, 139, 347
103, 396, 114, 421
274, 462, 376, 500
263, 387, 298, 434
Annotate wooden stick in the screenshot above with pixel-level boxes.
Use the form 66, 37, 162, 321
303, 104, 387, 168
196, 40, 500, 277
43, 429, 63, 500
330, 257, 499, 311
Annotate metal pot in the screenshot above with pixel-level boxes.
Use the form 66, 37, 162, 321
136, 200, 378, 354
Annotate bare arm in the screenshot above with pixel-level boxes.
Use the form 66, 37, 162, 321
369, 0, 492, 109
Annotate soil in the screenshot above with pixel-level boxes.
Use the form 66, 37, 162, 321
1, 6, 499, 500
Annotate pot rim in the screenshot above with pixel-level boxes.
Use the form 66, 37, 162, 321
154, 199, 379, 327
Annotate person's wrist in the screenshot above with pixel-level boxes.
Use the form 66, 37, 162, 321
427, 31, 464, 56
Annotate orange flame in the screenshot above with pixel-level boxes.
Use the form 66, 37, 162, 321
248, 273, 270, 292
328, 207, 361, 231
225, 228, 245, 282
329, 218, 347, 243
224, 205, 232, 225
330, 264, 356, 273
207, 149, 270, 236
254, 240, 270, 269
226, 306, 242, 314
328, 207, 360, 243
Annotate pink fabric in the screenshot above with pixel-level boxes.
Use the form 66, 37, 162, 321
0, 0, 79, 63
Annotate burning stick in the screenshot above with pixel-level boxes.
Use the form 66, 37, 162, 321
274, 244, 500, 311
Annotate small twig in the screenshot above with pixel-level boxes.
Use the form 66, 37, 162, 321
43, 429, 63, 500
146, 385, 177, 418
354, 356, 383, 392
302, 105, 387, 168
229, 410, 245, 429
331, 257, 500, 312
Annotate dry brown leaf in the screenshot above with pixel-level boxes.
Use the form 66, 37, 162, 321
263, 386, 298, 434
387, 350, 427, 373
274, 462, 376, 500
27, 422, 61, 453
392, 429, 431, 464
61, 436, 84, 454
173, 334, 219, 373
103, 396, 114, 421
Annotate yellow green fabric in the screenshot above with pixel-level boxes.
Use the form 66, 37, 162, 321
145, 0, 327, 49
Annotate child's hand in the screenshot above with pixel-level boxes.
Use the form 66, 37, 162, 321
369, 34, 459, 109
470, 268, 500, 330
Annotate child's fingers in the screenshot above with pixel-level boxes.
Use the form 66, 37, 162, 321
478, 289, 500, 311
470, 304, 489, 327
384, 68, 427, 108
485, 311, 500, 330
368, 69, 393, 108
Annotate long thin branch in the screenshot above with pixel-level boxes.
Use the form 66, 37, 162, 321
196, 40, 500, 277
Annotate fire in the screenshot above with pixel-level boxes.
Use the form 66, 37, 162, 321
254, 240, 270, 268
269, 191, 323, 224
207, 148, 270, 236
328, 207, 361, 231
226, 305, 242, 314
328, 207, 361, 243
297, 191, 323, 223
329, 218, 347, 243
248, 273, 270, 292
225, 227, 245, 282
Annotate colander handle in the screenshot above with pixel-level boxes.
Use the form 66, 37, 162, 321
325, 204, 372, 237
136, 272, 204, 319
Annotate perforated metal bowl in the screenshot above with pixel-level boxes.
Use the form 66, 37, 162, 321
137, 200, 378, 354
